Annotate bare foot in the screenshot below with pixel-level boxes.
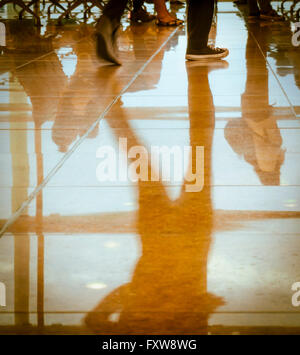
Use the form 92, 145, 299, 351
157, 12, 182, 23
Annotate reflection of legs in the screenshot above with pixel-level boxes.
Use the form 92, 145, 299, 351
187, 63, 226, 320
243, 30, 269, 119
184, 64, 214, 296
105, 96, 215, 332
238, 31, 284, 185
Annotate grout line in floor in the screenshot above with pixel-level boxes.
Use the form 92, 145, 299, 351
0, 26, 181, 237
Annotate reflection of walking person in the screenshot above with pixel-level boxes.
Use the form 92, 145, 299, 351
224, 25, 285, 186
84, 60, 228, 335
95, 0, 229, 65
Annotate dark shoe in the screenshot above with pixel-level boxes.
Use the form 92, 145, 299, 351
248, 12, 260, 19
95, 15, 121, 65
186, 46, 229, 61
130, 6, 156, 23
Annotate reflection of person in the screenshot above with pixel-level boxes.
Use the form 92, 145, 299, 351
52, 36, 117, 152
289, 51, 300, 91
2, 20, 67, 129
52, 24, 169, 152
224, 25, 285, 186
3, 19, 53, 54
267, 25, 300, 92
18, 56, 66, 128
84, 60, 228, 334
95, 0, 228, 65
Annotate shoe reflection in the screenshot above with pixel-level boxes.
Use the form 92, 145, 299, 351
84, 61, 229, 334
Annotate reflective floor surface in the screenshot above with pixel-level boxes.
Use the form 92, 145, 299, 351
0, 1, 300, 334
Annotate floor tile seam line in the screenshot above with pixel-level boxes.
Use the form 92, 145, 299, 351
8, 31, 181, 73
14, 51, 59, 72
60, 126, 300, 129
4, 233, 300, 237
248, 32, 297, 119
3, 34, 106, 74
0, 27, 180, 238
0, 311, 300, 314
4, 40, 82, 74
0, 51, 57, 76
1, 126, 300, 131
2, 184, 300, 187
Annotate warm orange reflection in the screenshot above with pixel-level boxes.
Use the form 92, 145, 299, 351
225, 23, 285, 186
84, 62, 228, 334
1, 5, 300, 335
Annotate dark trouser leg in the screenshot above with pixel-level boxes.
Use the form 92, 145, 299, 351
248, 0, 260, 14
133, 0, 144, 12
248, 0, 273, 15
257, 0, 273, 13
102, 0, 129, 23
187, 0, 215, 52
95, 0, 129, 64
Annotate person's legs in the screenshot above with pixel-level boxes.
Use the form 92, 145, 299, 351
95, 0, 129, 65
187, 0, 214, 51
186, 0, 228, 60
248, 0, 285, 20
131, 0, 156, 22
101, 0, 128, 23
133, 0, 144, 12
248, 0, 260, 15
257, 0, 273, 13
258, 0, 285, 20
154, 0, 183, 25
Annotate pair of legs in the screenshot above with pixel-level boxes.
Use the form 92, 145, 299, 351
96, 0, 228, 64
248, 0, 285, 19
234, 0, 284, 20
110, 0, 182, 24
248, 0, 273, 14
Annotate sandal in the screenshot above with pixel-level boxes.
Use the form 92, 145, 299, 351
156, 18, 183, 26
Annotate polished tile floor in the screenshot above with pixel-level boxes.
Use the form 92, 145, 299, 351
0, 1, 300, 334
